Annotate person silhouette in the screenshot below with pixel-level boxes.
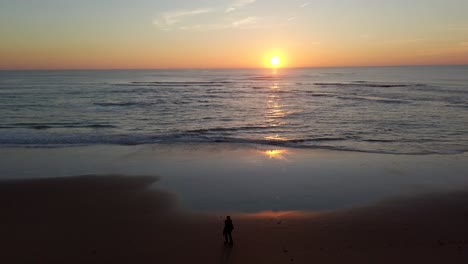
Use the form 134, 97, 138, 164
223, 216, 234, 245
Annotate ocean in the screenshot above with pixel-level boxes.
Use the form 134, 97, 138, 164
1, 66, 467, 155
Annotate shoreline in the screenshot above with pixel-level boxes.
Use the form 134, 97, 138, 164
2, 142, 466, 156
1, 174, 467, 263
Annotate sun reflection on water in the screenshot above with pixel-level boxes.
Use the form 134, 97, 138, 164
262, 75, 291, 153
264, 135, 288, 141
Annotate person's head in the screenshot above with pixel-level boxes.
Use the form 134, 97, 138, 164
226, 216, 231, 220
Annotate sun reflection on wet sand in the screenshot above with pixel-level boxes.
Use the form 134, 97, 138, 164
258, 149, 291, 160
239, 210, 323, 220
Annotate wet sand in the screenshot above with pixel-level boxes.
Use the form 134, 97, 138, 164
1, 144, 468, 212
1, 175, 467, 263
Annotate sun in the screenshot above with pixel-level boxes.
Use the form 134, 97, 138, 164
263, 51, 286, 68
270, 56, 281, 67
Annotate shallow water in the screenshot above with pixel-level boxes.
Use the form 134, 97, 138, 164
1, 66, 468, 154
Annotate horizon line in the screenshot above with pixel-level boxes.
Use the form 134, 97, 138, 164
0, 63, 467, 71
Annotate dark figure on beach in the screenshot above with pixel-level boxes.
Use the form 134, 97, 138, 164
223, 216, 234, 245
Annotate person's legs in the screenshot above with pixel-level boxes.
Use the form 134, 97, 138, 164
228, 232, 233, 244
224, 233, 228, 243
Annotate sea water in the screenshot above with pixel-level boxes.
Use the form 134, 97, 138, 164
1, 66, 467, 155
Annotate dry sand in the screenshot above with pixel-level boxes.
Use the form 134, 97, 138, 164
1, 175, 467, 263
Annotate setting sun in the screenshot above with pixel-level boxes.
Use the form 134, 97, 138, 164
270, 56, 281, 67
263, 51, 287, 68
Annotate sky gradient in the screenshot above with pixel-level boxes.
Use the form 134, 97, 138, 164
1, 0, 468, 69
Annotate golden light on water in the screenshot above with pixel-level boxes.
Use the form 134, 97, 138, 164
264, 135, 287, 141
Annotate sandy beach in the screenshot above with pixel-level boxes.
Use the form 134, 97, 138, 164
1, 173, 468, 263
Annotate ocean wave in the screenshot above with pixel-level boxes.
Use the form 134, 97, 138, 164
361, 138, 440, 143
187, 126, 275, 134
131, 81, 233, 84
287, 137, 348, 143
449, 104, 468, 109
314, 82, 425, 88
337, 95, 410, 104
0, 123, 117, 130
409, 85, 468, 95
303, 92, 336, 97
107, 88, 155, 94
94, 102, 152, 107
114, 81, 233, 87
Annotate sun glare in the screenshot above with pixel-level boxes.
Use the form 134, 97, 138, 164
270, 56, 280, 67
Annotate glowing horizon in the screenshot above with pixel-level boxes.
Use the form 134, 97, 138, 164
1, 0, 467, 70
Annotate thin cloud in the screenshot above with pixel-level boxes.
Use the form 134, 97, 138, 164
179, 23, 224, 31
154, 8, 214, 30
231, 16, 258, 27
225, 0, 256, 13
287, 17, 297, 21
300, 2, 311, 8
178, 17, 259, 31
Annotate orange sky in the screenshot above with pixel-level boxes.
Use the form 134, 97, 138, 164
1, 1, 467, 69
